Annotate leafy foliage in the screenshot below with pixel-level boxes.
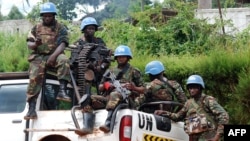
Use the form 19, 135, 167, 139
231, 69, 250, 124
7, 5, 25, 20
26, 2, 41, 22
0, 33, 29, 72
50, 0, 78, 20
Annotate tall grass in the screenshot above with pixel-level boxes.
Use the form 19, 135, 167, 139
0, 33, 29, 72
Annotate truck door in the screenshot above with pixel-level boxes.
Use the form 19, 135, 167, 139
0, 83, 28, 141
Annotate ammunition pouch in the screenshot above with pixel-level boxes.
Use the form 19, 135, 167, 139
184, 113, 214, 135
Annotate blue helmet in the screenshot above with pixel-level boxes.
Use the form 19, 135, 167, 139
80, 17, 98, 31
145, 60, 165, 75
114, 45, 133, 59
40, 2, 57, 16
186, 75, 205, 88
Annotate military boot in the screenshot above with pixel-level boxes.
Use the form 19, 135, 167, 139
56, 79, 72, 102
24, 98, 37, 120
99, 110, 113, 133
75, 112, 95, 136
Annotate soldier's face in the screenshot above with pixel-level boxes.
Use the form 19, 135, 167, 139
116, 56, 129, 66
42, 13, 55, 26
84, 25, 96, 37
187, 84, 201, 97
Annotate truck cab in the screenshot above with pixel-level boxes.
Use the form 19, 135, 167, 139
0, 72, 189, 141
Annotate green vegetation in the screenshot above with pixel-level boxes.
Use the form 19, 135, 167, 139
1, 0, 250, 124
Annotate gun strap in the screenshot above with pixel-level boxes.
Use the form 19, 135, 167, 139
116, 63, 130, 80
191, 95, 216, 127
161, 79, 175, 96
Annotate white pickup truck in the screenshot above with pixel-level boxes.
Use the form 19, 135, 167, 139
0, 72, 189, 141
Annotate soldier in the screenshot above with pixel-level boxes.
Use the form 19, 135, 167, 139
154, 75, 229, 141
24, 2, 71, 120
73, 17, 112, 136
70, 16, 110, 94
99, 45, 145, 133
136, 60, 187, 112
75, 17, 105, 45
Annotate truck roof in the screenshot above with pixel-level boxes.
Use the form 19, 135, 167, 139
0, 71, 57, 80
0, 72, 29, 80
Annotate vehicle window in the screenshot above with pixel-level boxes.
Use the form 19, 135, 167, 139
0, 84, 27, 113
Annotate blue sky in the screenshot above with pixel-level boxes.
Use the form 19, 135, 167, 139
1, 0, 164, 20
1, 0, 40, 16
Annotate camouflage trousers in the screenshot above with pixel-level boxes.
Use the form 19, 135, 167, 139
26, 54, 71, 102
105, 91, 138, 110
83, 95, 109, 112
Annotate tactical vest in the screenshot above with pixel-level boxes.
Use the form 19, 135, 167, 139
111, 65, 134, 84
184, 95, 216, 135
35, 22, 60, 54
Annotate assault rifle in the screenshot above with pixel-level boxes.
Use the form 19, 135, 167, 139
105, 70, 131, 101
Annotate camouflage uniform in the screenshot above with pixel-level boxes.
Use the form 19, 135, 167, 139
135, 77, 187, 112
163, 94, 229, 141
26, 21, 70, 101
105, 64, 144, 110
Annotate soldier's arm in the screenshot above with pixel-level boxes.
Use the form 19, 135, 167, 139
27, 26, 41, 50
56, 24, 69, 52
130, 68, 145, 94
170, 80, 187, 104
206, 96, 229, 137
155, 100, 189, 122
50, 24, 69, 59
126, 82, 145, 94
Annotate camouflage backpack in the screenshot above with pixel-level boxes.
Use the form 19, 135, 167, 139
146, 79, 175, 102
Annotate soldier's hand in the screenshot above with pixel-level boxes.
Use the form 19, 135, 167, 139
124, 83, 134, 91
154, 110, 165, 115
46, 55, 56, 66
152, 79, 163, 85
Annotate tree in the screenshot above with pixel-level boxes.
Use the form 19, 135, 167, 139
50, 0, 77, 20
7, 5, 24, 20
48, 0, 109, 20
26, 4, 40, 22
88, 0, 152, 25
24, 0, 151, 21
